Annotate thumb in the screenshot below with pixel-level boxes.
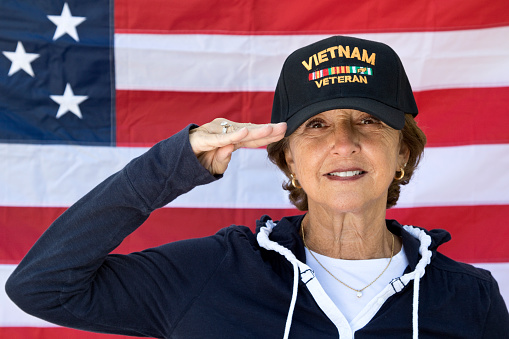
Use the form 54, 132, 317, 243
212, 144, 235, 174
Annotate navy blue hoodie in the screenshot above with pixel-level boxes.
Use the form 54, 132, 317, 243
6, 126, 509, 338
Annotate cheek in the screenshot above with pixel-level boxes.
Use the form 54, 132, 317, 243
286, 137, 308, 171
379, 132, 402, 166
380, 148, 400, 174
286, 143, 318, 179
289, 149, 309, 175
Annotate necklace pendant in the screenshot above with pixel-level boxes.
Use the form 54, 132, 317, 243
356, 291, 363, 298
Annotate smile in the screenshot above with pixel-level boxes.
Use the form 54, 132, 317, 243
327, 170, 365, 177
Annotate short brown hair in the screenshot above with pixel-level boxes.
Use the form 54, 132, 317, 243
267, 114, 427, 211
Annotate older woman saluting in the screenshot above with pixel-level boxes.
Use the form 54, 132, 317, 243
7, 36, 509, 338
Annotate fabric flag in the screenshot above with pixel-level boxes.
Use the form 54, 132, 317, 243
1, 0, 508, 338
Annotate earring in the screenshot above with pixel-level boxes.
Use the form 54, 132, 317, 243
394, 168, 405, 180
290, 173, 302, 189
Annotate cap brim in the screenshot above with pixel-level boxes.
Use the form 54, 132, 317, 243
285, 97, 406, 136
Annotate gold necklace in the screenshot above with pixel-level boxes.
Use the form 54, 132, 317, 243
301, 224, 395, 298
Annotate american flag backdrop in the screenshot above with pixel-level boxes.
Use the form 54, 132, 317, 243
1, 0, 509, 338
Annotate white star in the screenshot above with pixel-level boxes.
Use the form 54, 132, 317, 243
2, 41, 40, 77
47, 3, 86, 41
50, 83, 88, 119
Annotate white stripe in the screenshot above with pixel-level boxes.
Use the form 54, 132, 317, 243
114, 26, 509, 92
2, 262, 508, 327
0, 143, 145, 208
398, 143, 509, 208
0, 143, 508, 209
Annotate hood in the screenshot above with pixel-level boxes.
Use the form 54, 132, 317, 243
256, 214, 449, 339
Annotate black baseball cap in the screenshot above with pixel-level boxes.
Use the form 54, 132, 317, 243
271, 36, 418, 136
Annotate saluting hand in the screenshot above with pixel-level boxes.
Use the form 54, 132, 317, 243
189, 118, 287, 175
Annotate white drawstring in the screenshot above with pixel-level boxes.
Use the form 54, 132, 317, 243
403, 226, 432, 339
257, 220, 300, 339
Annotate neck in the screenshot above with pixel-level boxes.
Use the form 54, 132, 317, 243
301, 203, 401, 260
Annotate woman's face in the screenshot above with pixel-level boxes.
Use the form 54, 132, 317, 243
285, 109, 409, 214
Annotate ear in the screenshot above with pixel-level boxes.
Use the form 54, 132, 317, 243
398, 141, 410, 167
284, 146, 296, 175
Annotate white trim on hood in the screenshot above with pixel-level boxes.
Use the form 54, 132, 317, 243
257, 220, 433, 339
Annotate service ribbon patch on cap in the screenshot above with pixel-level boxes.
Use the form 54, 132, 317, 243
308, 66, 373, 81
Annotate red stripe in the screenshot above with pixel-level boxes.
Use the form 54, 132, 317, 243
116, 87, 509, 147
2, 205, 508, 264
0, 327, 145, 339
115, 90, 273, 147
0, 206, 298, 264
114, 0, 509, 34
386, 205, 509, 263
0, 207, 66, 264
414, 87, 509, 147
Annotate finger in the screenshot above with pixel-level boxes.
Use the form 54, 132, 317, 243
233, 123, 287, 149
231, 123, 285, 143
201, 123, 271, 150
191, 121, 285, 154
216, 119, 284, 136
190, 125, 248, 154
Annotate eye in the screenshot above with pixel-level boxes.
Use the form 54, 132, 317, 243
305, 118, 327, 129
360, 115, 381, 125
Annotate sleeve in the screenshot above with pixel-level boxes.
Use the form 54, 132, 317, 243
481, 274, 509, 338
5, 125, 227, 338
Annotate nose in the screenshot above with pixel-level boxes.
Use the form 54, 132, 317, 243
330, 121, 360, 156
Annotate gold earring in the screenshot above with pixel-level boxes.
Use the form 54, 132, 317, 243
394, 168, 405, 180
290, 173, 302, 189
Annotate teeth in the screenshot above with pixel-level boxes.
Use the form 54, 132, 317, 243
329, 170, 362, 177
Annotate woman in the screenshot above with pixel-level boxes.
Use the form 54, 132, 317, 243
6, 36, 508, 338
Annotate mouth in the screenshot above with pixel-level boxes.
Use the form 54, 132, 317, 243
326, 170, 366, 178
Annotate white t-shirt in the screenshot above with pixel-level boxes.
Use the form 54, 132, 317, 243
305, 244, 409, 324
